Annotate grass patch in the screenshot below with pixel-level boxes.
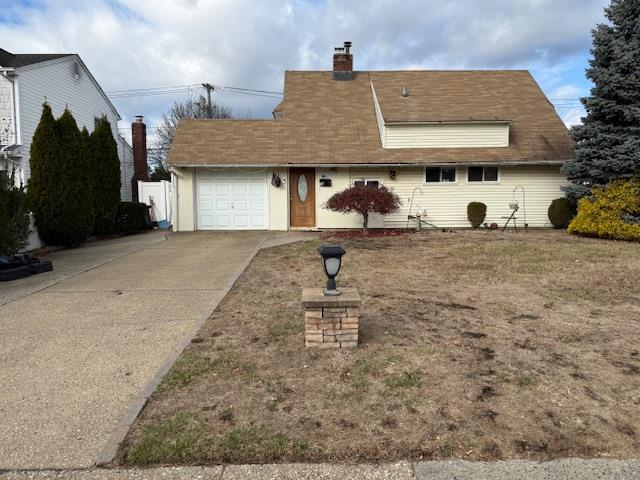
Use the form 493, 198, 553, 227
385, 371, 422, 389
497, 368, 537, 387
267, 319, 305, 339
122, 231, 640, 464
348, 356, 380, 387
216, 426, 310, 463
158, 351, 212, 392
125, 413, 213, 465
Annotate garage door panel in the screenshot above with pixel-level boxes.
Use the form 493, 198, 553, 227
198, 200, 214, 211
249, 184, 265, 195
215, 200, 232, 212
215, 184, 230, 196
234, 200, 249, 212
232, 184, 248, 196
197, 171, 268, 230
251, 215, 265, 227
199, 184, 213, 195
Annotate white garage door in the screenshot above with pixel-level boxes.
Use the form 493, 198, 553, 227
196, 170, 268, 230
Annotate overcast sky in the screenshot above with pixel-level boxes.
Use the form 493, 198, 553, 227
1, 0, 609, 146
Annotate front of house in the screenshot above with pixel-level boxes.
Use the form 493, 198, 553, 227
168, 43, 574, 231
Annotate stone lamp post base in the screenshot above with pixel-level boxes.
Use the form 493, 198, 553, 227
302, 287, 361, 348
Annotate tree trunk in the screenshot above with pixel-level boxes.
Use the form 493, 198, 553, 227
362, 212, 369, 235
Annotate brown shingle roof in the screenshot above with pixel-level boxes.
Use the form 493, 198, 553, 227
168, 70, 574, 167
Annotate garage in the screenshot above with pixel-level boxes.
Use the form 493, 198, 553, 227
196, 170, 268, 230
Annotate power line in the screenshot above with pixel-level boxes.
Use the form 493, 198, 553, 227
105, 83, 283, 99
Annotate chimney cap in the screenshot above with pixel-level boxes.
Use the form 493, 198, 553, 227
135, 115, 144, 123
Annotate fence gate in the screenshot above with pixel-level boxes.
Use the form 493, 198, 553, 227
137, 180, 172, 227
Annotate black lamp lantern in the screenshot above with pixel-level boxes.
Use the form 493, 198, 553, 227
318, 245, 346, 296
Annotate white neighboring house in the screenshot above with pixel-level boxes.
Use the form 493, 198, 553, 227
0, 48, 134, 201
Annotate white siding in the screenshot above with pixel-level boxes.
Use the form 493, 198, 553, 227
118, 136, 134, 201
0, 74, 16, 146
384, 123, 510, 149
316, 165, 566, 229
16, 57, 131, 200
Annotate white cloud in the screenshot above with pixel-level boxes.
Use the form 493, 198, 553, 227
0, 0, 607, 139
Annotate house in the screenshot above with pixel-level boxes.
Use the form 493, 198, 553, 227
0, 48, 135, 201
167, 43, 574, 231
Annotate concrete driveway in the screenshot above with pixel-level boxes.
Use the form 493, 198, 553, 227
0, 231, 277, 469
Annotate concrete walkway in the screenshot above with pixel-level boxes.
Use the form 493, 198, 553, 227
0, 231, 316, 470
2, 459, 640, 479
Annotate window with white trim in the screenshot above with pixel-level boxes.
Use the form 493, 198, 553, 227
353, 179, 380, 188
425, 167, 456, 183
467, 166, 499, 182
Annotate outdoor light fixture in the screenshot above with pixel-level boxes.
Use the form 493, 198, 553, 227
318, 245, 346, 296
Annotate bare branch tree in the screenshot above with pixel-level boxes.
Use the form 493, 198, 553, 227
149, 95, 233, 178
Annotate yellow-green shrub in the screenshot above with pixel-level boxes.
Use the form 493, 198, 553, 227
568, 179, 640, 242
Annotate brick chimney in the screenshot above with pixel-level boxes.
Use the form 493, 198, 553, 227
333, 41, 353, 80
131, 115, 149, 202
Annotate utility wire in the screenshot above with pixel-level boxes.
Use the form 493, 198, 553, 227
106, 83, 283, 99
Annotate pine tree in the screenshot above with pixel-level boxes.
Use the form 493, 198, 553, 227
91, 117, 121, 235
564, 0, 640, 199
27, 103, 58, 233
38, 109, 94, 246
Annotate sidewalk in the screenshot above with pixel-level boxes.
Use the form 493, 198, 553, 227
2, 459, 640, 479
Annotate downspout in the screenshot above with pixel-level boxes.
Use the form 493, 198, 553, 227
170, 166, 181, 231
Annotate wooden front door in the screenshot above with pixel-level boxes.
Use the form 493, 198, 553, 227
289, 168, 316, 228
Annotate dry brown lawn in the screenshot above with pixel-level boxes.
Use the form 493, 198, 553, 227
120, 230, 640, 465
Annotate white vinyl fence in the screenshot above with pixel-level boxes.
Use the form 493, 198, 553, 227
137, 180, 172, 227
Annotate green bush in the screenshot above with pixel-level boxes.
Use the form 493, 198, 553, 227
568, 179, 640, 242
467, 202, 487, 228
115, 202, 151, 234
0, 171, 30, 255
29, 106, 95, 246
91, 117, 121, 236
548, 197, 576, 229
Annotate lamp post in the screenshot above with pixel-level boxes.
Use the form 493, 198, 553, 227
318, 245, 346, 296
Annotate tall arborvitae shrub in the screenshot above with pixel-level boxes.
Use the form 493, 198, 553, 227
91, 117, 121, 235
563, 0, 640, 200
27, 103, 58, 234
36, 109, 94, 246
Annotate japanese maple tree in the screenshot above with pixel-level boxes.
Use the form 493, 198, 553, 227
324, 184, 401, 234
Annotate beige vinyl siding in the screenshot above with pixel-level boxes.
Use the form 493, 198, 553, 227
316, 168, 380, 228
174, 167, 196, 231
269, 167, 288, 230
370, 82, 385, 145
384, 123, 510, 149
315, 166, 566, 229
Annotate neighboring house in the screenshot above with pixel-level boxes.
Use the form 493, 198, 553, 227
168, 43, 574, 231
0, 48, 134, 201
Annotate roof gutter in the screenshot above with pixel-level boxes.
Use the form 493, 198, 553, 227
168, 160, 569, 168
385, 119, 512, 125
